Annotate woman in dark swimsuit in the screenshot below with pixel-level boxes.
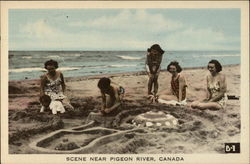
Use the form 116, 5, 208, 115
158, 61, 187, 105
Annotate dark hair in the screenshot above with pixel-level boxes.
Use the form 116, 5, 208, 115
167, 61, 182, 73
44, 60, 58, 69
39, 95, 51, 105
98, 77, 111, 90
207, 59, 222, 72
147, 44, 165, 55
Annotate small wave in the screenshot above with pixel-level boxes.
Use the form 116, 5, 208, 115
22, 56, 32, 59
9, 67, 46, 73
109, 64, 137, 68
193, 54, 240, 58
83, 65, 106, 69
82, 65, 137, 69
58, 67, 80, 71
64, 54, 81, 57
9, 67, 80, 73
44, 55, 61, 58
117, 55, 142, 60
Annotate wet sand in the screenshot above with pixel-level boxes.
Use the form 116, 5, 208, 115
8, 65, 240, 154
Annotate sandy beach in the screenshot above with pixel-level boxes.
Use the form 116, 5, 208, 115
8, 64, 240, 154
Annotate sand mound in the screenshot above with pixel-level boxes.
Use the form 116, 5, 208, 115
97, 103, 240, 154
60, 97, 98, 118
132, 111, 178, 128
8, 97, 99, 145
8, 98, 240, 154
9, 110, 63, 144
9, 81, 40, 95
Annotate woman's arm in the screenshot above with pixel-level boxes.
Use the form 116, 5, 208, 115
178, 75, 186, 102
209, 74, 227, 102
40, 75, 47, 96
101, 92, 106, 111
145, 64, 151, 76
155, 54, 163, 72
204, 75, 211, 101
146, 53, 155, 74
145, 52, 149, 65
60, 72, 66, 93
104, 88, 121, 113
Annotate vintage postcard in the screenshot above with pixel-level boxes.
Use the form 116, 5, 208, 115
1, 1, 249, 164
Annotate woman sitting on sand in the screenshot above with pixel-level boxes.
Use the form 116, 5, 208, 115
157, 61, 187, 106
97, 77, 125, 115
40, 59, 74, 113
191, 59, 227, 110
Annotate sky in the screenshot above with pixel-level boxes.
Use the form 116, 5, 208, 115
9, 9, 240, 51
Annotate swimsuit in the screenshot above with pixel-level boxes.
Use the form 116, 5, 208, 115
40, 73, 74, 113
145, 53, 162, 74
171, 74, 187, 101
208, 78, 227, 108
44, 73, 66, 101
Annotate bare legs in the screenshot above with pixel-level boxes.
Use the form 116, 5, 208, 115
148, 74, 159, 95
157, 88, 177, 105
191, 101, 222, 110
62, 98, 75, 111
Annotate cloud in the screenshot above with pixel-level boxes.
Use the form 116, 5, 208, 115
165, 27, 239, 50
20, 19, 61, 39
12, 10, 239, 50
69, 9, 182, 33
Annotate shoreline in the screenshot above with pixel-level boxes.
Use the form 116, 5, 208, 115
9, 64, 240, 83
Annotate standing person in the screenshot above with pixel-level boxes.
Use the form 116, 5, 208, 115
97, 77, 125, 115
145, 44, 165, 98
158, 61, 187, 106
191, 60, 227, 110
40, 59, 74, 113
